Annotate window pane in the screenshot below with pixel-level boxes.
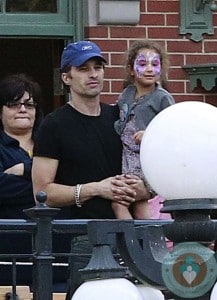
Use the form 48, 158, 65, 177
6, 0, 57, 13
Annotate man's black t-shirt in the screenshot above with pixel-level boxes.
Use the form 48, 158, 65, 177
34, 103, 122, 219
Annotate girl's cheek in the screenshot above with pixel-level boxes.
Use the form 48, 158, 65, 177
153, 65, 161, 76
134, 64, 147, 78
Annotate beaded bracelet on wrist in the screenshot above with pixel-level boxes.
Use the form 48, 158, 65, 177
75, 184, 82, 208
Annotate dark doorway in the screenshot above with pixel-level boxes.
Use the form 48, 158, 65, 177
0, 38, 65, 115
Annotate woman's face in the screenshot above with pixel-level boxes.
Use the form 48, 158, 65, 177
1, 91, 36, 134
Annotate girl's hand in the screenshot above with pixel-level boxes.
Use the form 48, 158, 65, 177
133, 130, 144, 144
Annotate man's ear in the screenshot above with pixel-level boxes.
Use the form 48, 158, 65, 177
61, 73, 71, 86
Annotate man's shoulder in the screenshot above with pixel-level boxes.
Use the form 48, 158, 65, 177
101, 102, 118, 112
36, 105, 70, 134
50, 103, 69, 116
101, 102, 119, 118
44, 104, 69, 121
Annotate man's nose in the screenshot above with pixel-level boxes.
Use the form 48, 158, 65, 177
89, 67, 98, 77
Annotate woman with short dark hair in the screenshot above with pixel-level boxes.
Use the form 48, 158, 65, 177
0, 73, 43, 217
0, 73, 44, 286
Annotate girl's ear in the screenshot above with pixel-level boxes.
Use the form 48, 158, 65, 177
127, 65, 134, 77
61, 73, 71, 86
130, 69, 135, 76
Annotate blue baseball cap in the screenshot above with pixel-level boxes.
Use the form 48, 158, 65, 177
60, 40, 107, 70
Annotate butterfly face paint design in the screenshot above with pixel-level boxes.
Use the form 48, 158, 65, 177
133, 52, 161, 78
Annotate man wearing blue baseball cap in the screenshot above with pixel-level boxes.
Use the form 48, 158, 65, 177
32, 40, 151, 297
60, 40, 107, 70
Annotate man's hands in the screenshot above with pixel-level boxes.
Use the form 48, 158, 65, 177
111, 174, 151, 205
111, 175, 137, 207
97, 177, 136, 207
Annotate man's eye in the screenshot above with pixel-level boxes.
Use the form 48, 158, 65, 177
95, 65, 103, 70
79, 67, 88, 71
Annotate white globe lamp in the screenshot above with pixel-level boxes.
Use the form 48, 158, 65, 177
210, 281, 217, 300
137, 283, 165, 299
140, 101, 217, 200
140, 101, 217, 242
71, 278, 143, 300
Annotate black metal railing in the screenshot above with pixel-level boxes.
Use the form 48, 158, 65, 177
0, 201, 173, 300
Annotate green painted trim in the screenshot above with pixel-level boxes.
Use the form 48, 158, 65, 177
180, 0, 214, 42
0, 0, 84, 39
0, 24, 76, 37
73, 0, 84, 41
183, 63, 217, 91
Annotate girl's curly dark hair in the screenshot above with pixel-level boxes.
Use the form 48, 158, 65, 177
124, 40, 170, 89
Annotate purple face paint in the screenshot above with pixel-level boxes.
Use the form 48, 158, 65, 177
134, 52, 161, 78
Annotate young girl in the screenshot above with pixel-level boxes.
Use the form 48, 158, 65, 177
113, 40, 175, 219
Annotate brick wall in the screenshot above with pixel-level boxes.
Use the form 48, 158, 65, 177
84, 0, 217, 105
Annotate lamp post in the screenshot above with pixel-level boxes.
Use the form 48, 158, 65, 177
71, 220, 144, 300
71, 220, 166, 300
140, 101, 217, 243
140, 101, 217, 299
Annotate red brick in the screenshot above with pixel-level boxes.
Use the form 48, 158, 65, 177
111, 80, 124, 93
84, 26, 108, 38
166, 81, 185, 94
169, 54, 185, 67
168, 41, 202, 52
140, 14, 165, 25
148, 27, 179, 39
148, 1, 179, 13
175, 95, 204, 102
110, 27, 145, 38
94, 40, 128, 52
105, 67, 125, 79
102, 80, 109, 93
111, 53, 126, 66
101, 94, 119, 105
129, 39, 166, 49
204, 41, 217, 52
140, 0, 146, 12
167, 14, 179, 26
103, 53, 109, 64
185, 55, 217, 64
169, 68, 187, 80
206, 95, 217, 106
213, 13, 217, 26
202, 31, 217, 40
